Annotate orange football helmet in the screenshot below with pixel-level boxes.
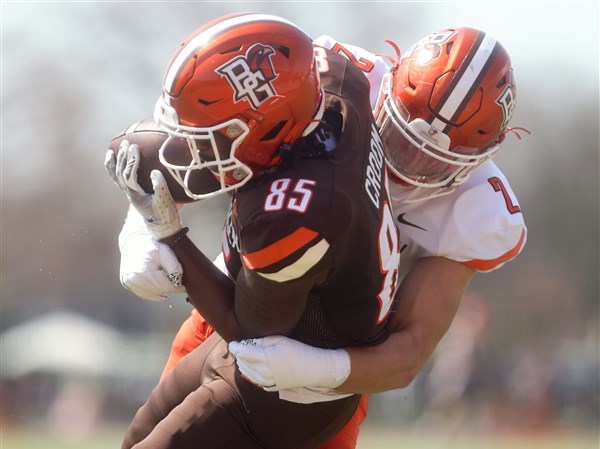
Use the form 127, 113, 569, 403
374, 27, 516, 202
154, 13, 324, 199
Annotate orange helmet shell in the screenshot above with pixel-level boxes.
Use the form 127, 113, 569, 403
375, 27, 517, 202
157, 12, 322, 189
393, 27, 516, 153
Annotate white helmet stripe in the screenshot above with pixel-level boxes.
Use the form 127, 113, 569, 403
164, 14, 307, 92
430, 34, 498, 131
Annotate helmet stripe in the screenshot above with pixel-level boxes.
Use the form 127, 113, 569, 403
431, 30, 486, 112
430, 32, 498, 133
164, 14, 308, 93
447, 42, 501, 128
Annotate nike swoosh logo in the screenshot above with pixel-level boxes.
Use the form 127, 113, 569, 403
397, 213, 427, 231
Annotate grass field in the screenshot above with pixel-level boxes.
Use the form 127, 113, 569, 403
358, 426, 599, 449
2, 425, 598, 449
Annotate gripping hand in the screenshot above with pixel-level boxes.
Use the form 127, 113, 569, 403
118, 207, 186, 301
105, 140, 182, 240
229, 336, 351, 392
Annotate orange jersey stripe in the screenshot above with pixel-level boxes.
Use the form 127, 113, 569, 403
242, 227, 319, 270
462, 228, 526, 272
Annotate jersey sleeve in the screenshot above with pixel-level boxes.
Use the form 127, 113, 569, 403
393, 162, 527, 273
238, 219, 331, 283
314, 35, 390, 109
453, 189, 527, 273
455, 167, 527, 272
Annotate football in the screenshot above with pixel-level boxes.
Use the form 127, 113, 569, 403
107, 119, 219, 203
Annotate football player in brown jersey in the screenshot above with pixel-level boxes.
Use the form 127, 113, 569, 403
106, 13, 401, 449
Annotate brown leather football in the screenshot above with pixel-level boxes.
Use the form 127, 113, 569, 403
108, 119, 219, 203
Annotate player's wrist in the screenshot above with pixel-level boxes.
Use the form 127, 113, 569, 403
159, 227, 189, 248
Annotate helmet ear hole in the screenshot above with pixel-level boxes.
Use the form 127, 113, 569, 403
407, 73, 417, 91
496, 76, 507, 88
261, 121, 287, 141
269, 43, 290, 58
445, 41, 454, 54
198, 98, 219, 105
221, 46, 242, 54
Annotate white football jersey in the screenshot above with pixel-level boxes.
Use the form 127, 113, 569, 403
391, 161, 527, 276
314, 35, 527, 276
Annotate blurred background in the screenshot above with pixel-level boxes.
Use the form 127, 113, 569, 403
1, 1, 598, 448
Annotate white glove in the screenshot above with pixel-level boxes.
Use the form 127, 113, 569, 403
118, 207, 186, 301
229, 336, 351, 391
105, 140, 182, 240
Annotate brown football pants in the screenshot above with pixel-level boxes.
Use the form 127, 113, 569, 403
123, 331, 361, 449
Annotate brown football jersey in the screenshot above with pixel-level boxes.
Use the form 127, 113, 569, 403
222, 49, 400, 348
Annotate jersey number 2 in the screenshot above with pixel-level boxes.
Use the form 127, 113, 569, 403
489, 177, 521, 214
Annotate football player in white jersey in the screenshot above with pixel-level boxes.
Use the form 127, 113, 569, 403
116, 27, 527, 449
230, 28, 527, 448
